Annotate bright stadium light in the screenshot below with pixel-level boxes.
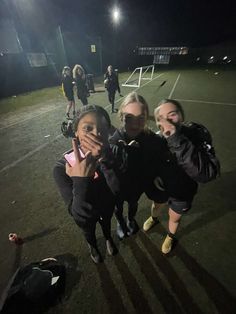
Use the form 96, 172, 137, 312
112, 7, 121, 24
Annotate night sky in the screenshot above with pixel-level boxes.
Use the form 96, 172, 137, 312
1, 0, 236, 48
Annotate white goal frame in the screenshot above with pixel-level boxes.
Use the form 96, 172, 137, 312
122, 65, 155, 88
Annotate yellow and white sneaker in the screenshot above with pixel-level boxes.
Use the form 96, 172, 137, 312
161, 234, 174, 254
143, 216, 158, 232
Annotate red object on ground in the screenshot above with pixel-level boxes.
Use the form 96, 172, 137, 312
8, 233, 24, 245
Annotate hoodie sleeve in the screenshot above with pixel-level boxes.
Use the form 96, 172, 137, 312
53, 159, 96, 225
166, 129, 220, 183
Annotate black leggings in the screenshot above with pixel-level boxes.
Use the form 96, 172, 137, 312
115, 200, 139, 222
108, 90, 116, 110
81, 216, 112, 248
77, 93, 88, 106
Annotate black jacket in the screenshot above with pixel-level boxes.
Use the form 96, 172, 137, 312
104, 71, 120, 93
109, 128, 198, 202
62, 76, 74, 97
53, 151, 120, 228
74, 75, 87, 98
164, 122, 220, 183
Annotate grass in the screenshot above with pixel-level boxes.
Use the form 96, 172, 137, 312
0, 86, 62, 115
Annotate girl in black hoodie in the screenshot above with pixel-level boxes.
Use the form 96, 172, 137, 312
53, 105, 120, 264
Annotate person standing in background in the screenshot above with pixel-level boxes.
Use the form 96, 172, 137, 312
61, 66, 75, 118
73, 64, 88, 106
104, 65, 122, 113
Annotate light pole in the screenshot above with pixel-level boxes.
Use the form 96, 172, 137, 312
98, 36, 103, 75
57, 25, 67, 66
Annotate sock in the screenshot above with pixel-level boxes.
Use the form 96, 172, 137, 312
151, 216, 159, 222
168, 232, 175, 239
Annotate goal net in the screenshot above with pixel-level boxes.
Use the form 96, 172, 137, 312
122, 65, 155, 88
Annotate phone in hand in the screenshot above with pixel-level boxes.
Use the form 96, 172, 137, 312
64, 149, 99, 179
64, 148, 85, 166
64, 151, 76, 167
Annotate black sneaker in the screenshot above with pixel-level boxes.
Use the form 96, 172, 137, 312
127, 218, 139, 236
106, 238, 118, 256
88, 245, 102, 264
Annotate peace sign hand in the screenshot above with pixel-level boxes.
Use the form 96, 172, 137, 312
66, 138, 97, 177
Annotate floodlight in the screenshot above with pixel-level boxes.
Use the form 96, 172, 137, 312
223, 56, 227, 60
112, 7, 121, 24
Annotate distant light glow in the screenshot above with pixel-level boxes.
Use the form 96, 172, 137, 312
223, 56, 227, 60
210, 56, 214, 59
112, 7, 121, 24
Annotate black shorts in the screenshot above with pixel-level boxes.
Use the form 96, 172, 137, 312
144, 182, 168, 204
65, 93, 74, 102
168, 197, 194, 214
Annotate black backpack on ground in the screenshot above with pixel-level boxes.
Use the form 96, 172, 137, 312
0, 258, 66, 314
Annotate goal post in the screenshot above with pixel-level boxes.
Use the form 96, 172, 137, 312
122, 65, 155, 88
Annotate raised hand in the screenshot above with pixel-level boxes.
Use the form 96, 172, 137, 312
157, 119, 178, 138
80, 133, 106, 159
66, 138, 97, 177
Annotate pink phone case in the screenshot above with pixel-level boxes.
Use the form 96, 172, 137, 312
64, 151, 76, 166
64, 149, 98, 179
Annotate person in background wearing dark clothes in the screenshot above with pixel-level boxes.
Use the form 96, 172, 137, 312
73, 64, 88, 106
53, 105, 120, 264
109, 92, 168, 240
104, 65, 122, 113
61, 66, 75, 118
143, 99, 220, 254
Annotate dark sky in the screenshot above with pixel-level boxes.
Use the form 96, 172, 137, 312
1, 0, 236, 48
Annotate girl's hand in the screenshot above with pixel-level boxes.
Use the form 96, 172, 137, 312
80, 133, 106, 159
158, 119, 177, 138
66, 139, 97, 177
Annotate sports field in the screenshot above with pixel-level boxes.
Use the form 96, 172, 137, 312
0, 66, 236, 313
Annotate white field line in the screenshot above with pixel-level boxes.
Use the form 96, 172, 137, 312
0, 73, 164, 173
168, 73, 180, 98
0, 134, 62, 174
176, 98, 236, 107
